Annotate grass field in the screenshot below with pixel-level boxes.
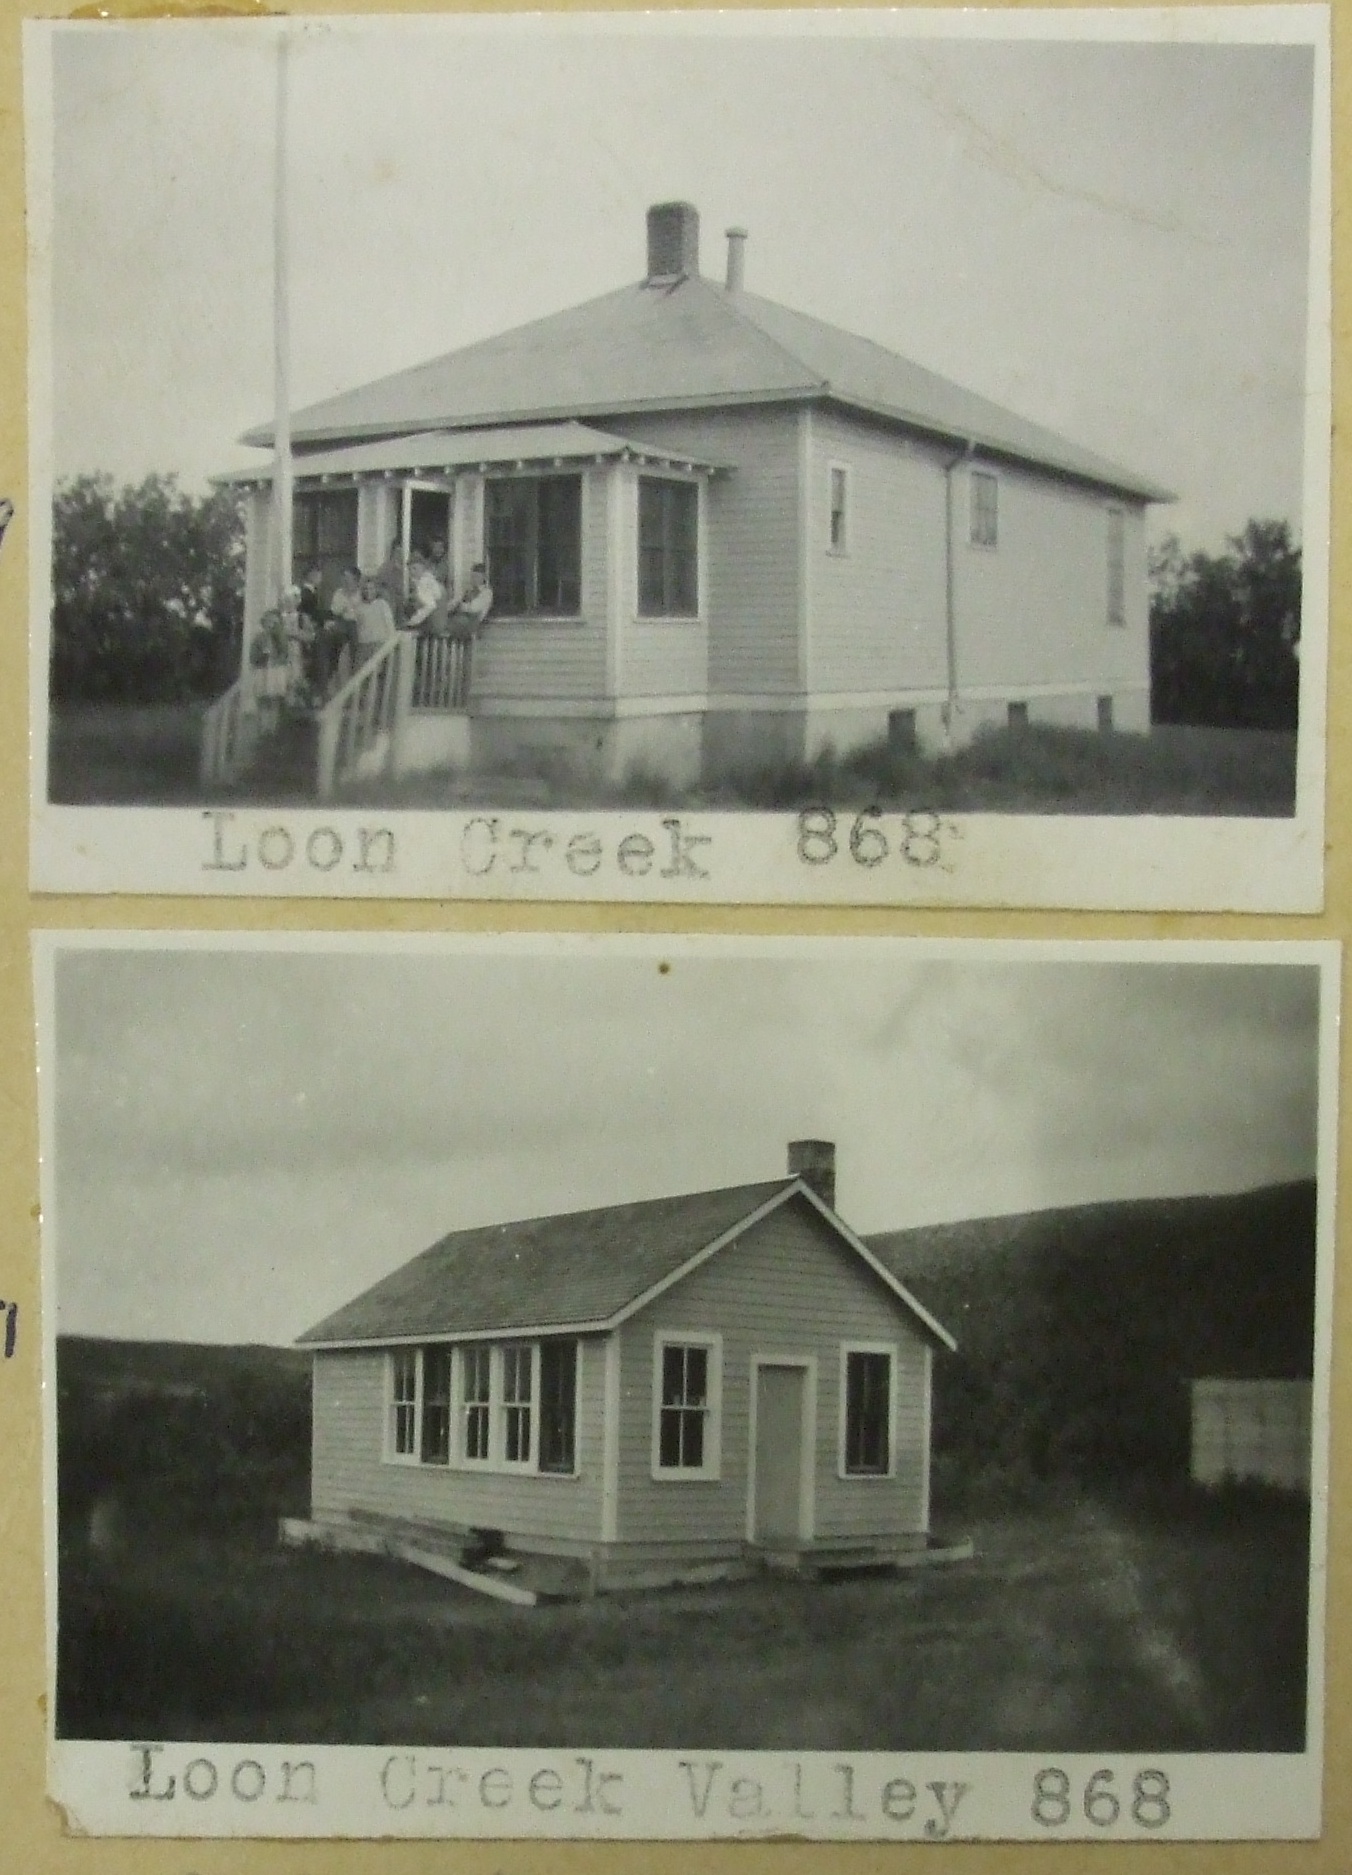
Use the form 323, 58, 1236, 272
46, 701, 1298, 816
57, 1485, 1309, 1751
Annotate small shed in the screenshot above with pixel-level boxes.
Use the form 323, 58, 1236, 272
1190, 1378, 1312, 1493
292, 1141, 956, 1592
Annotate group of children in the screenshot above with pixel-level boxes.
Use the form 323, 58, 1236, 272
249, 541, 494, 711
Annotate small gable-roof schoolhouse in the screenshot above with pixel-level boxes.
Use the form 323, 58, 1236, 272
205, 202, 1172, 798
292, 1141, 955, 1594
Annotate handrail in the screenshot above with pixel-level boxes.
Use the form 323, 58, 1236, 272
315, 633, 404, 800
199, 679, 247, 787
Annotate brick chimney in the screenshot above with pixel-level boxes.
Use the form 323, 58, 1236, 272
646, 201, 700, 281
788, 1139, 836, 1211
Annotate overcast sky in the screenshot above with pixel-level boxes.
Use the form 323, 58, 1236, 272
43, 15, 1318, 552
49, 943, 1322, 1347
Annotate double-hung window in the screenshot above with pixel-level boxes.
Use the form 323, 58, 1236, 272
502, 1344, 533, 1466
462, 1344, 492, 1463
841, 1345, 895, 1477
389, 1349, 418, 1459
638, 477, 699, 617
970, 469, 999, 549
653, 1333, 721, 1478
1106, 507, 1126, 625
485, 475, 582, 616
828, 463, 850, 554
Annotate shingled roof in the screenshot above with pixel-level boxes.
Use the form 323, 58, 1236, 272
298, 1176, 954, 1350
243, 234, 1171, 503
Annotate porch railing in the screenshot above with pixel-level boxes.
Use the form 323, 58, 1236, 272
316, 633, 405, 800
410, 632, 473, 712
199, 679, 249, 787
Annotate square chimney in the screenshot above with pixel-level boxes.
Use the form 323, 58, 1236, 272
647, 201, 700, 281
788, 1139, 836, 1211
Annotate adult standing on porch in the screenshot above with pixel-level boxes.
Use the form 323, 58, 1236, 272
403, 553, 447, 634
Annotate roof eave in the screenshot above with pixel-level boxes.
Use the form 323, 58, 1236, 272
241, 382, 821, 453
814, 390, 1174, 504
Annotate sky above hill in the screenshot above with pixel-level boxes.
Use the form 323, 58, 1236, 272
41, 13, 1320, 553
48, 940, 1325, 1346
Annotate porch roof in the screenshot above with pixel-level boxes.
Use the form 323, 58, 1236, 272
214, 420, 727, 489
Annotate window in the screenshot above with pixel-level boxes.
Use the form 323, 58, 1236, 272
638, 478, 699, 616
653, 1334, 721, 1478
462, 1344, 492, 1462
842, 1347, 894, 1477
383, 1339, 580, 1475
485, 475, 581, 615
828, 463, 850, 554
389, 1350, 418, 1458
1007, 700, 1029, 731
421, 1346, 452, 1465
1097, 694, 1115, 733
502, 1344, 534, 1465
1107, 507, 1126, 625
539, 1339, 579, 1474
970, 470, 999, 548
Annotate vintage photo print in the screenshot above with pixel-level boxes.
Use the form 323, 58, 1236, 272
25, 7, 1330, 909
37, 931, 1338, 1840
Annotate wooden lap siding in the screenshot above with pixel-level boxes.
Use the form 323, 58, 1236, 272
955, 462, 1149, 695
807, 408, 950, 695
471, 467, 612, 706
602, 406, 803, 698
310, 1340, 607, 1545
615, 1196, 928, 1547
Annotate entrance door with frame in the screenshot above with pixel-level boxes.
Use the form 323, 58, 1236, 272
751, 1359, 814, 1546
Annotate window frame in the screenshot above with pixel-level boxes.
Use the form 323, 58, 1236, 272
826, 460, 852, 557
1106, 504, 1127, 626
837, 1341, 898, 1481
483, 472, 583, 619
380, 1339, 582, 1478
651, 1331, 723, 1482
636, 473, 702, 620
385, 1348, 422, 1465
969, 468, 1000, 550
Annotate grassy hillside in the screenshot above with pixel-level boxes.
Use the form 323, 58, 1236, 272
57, 1335, 312, 1535
871, 1181, 1317, 1501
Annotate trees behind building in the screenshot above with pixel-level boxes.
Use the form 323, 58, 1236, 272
1150, 519, 1301, 733
51, 474, 244, 705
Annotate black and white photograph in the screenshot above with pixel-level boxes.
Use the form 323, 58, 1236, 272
25, 8, 1330, 908
39, 932, 1336, 1840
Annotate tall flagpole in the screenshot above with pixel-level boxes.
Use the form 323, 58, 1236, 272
272, 26, 293, 607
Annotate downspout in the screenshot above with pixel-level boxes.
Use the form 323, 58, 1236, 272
942, 439, 976, 742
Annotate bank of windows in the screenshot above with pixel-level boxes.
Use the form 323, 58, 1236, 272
485, 475, 582, 616
386, 1340, 578, 1475
827, 462, 851, 555
970, 469, 999, 549
638, 477, 700, 617
1107, 506, 1126, 626
652, 1332, 722, 1480
840, 1344, 896, 1478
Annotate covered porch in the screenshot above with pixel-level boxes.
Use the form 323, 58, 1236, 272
201, 422, 725, 798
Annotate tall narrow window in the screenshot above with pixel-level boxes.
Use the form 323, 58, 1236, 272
658, 1342, 710, 1471
389, 1350, 418, 1458
1107, 507, 1126, 625
828, 464, 850, 554
970, 470, 999, 548
638, 478, 699, 616
462, 1344, 491, 1461
420, 1347, 452, 1465
292, 487, 359, 593
539, 1340, 578, 1474
502, 1344, 533, 1464
485, 475, 582, 615
843, 1349, 892, 1476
